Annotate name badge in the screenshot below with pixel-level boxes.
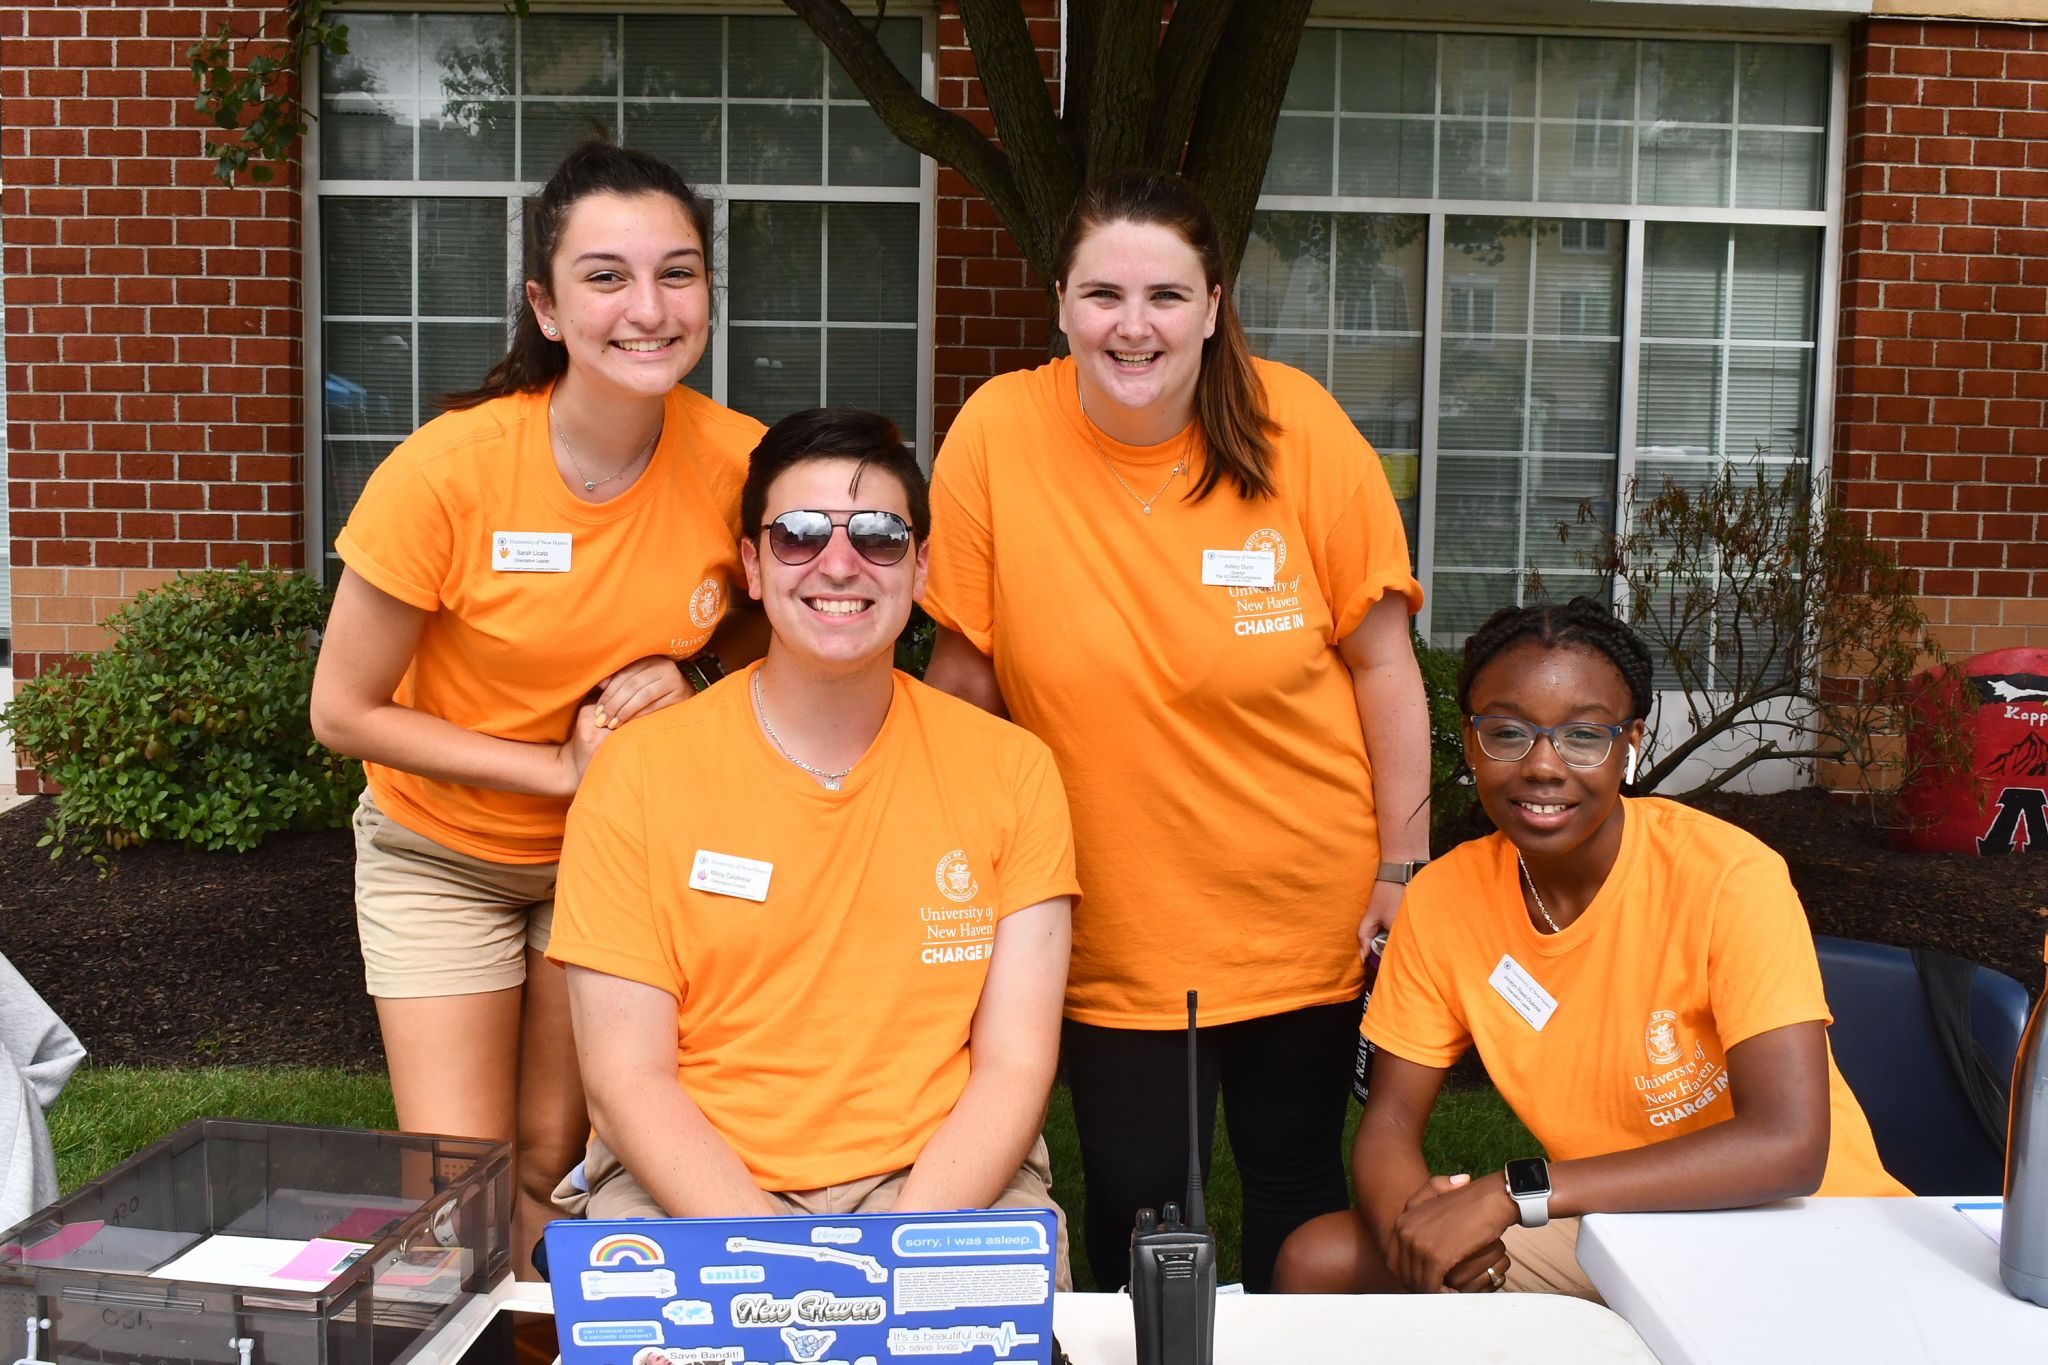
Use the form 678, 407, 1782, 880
1488, 955, 1558, 1032
689, 850, 772, 903
492, 531, 572, 572
1201, 549, 1276, 588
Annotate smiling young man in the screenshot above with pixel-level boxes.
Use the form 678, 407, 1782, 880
547, 408, 1078, 1280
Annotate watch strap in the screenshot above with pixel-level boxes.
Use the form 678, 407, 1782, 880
1376, 859, 1429, 884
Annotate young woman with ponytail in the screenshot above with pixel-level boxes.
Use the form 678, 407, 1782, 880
922, 170, 1432, 1292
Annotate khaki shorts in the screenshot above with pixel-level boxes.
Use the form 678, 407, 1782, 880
555, 1132, 1074, 1291
353, 787, 557, 998
1502, 1216, 1602, 1301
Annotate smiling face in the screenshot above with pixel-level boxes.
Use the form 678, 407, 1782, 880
1056, 218, 1221, 444
741, 457, 928, 679
526, 190, 709, 402
1464, 640, 1646, 874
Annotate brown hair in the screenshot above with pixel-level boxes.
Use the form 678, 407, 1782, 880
446, 138, 713, 408
1052, 171, 1277, 503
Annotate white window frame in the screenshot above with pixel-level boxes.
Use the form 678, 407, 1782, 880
1257, 19, 1846, 645
302, 5, 938, 577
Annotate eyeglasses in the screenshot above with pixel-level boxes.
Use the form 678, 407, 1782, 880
762, 509, 913, 567
1468, 715, 1628, 768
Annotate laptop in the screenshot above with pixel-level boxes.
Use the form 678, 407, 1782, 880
545, 1208, 1060, 1365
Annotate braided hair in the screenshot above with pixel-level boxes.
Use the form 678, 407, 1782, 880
1455, 596, 1655, 721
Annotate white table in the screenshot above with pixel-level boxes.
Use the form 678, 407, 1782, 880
1580, 1197, 2048, 1365
431, 1280, 1659, 1365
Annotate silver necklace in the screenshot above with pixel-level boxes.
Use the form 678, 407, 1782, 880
1077, 384, 1182, 515
1518, 855, 1564, 934
550, 402, 660, 493
751, 671, 855, 791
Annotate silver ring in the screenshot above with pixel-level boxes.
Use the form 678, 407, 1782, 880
1486, 1262, 1506, 1291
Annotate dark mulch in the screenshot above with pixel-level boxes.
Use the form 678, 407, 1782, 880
0, 788, 2038, 1070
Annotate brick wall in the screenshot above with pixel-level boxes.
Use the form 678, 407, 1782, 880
1, 0, 303, 774
931, 0, 1061, 443
1836, 16, 2048, 660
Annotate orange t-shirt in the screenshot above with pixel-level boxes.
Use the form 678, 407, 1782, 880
1364, 797, 1906, 1197
547, 664, 1079, 1192
334, 384, 763, 863
923, 357, 1422, 1028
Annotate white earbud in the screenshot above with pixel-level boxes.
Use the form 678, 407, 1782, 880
1624, 743, 1640, 786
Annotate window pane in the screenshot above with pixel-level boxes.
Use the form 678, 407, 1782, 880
623, 103, 721, 184
1441, 340, 1527, 448
523, 15, 617, 97
419, 199, 506, 318
1637, 344, 1721, 452
418, 322, 504, 409
323, 199, 410, 316
1736, 130, 1823, 211
1334, 336, 1422, 453
1642, 223, 1725, 338
1341, 31, 1436, 115
1641, 40, 1732, 124
1439, 120, 1532, 201
1334, 214, 1425, 335
1739, 43, 1827, 127
422, 14, 513, 99
826, 328, 918, 437
1536, 121, 1632, 203
627, 15, 723, 98
420, 101, 515, 181
1339, 117, 1434, 199
1531, 341, 1618, 452
1538, 37, 1633, 121
827, 16, 920, 99
731, 203, 822, 321
1244, 331, 1329, 385
323, 14, 416, 100
1440, 34, 1535, 117
1240, 212, 1330, 332
1264, 116, 1333, 196
523, 103, 616, 179
1639, 126, 1730, 207
827, 204, 919, 324
1284, 28, 1337, 111
828, 102, 920, 187
1725, 349, 1811, 458
729, 16, 822, 99
324, 322, 415, 435
321, 98, 413, 180
730, 104, 824, 184
1731, 227, 1817, 342
729, 327, 822, 423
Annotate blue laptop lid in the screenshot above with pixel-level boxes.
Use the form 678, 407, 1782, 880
545, 1209, 1058, 1365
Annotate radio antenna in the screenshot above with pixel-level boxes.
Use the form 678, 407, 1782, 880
1185, 989, 1206, 1231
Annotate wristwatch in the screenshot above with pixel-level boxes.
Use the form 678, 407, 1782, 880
1504, 1157, 1552, 1228
1375, 859, 1430, 885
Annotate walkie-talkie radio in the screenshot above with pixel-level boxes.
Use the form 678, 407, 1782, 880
1129, 989, 1217, 1365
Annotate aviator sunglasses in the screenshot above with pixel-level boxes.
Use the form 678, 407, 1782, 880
762, 509, 913, 567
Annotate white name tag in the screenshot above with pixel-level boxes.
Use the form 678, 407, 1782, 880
1201, 549, 1276, 588
491, 531, 572, 572
688, 850, 773, 903
1488, 954, 1559, 1032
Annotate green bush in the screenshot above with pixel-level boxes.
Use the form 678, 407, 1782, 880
2, 567, 363, 860
1413, 632, 1473, 833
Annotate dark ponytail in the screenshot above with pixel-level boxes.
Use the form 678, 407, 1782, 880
1053, 171, 1277, 503
1455, 596, 1656, 720
446, 137, 713, 409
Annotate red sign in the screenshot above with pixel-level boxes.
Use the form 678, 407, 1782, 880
1892, 648, 2048, 856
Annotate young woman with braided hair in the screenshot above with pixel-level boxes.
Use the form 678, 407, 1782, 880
1274, 596, 1904, 1299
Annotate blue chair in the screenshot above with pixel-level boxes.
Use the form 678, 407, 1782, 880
1815, 935, 2032, 1195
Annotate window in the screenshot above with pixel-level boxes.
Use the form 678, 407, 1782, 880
1250, 27, 1834, 651
309, 10, 931, 581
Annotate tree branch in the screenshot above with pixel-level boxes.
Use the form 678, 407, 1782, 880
1146, 0, 1233, 167
1081, 0, 1161, 176
1181, 0, 1313, 270
1637, 673, 1805, 789
956, 0, 1079, 280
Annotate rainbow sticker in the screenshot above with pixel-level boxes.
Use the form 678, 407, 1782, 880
588, 1233, 665, 1268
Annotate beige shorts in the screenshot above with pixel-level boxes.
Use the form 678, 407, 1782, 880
1502, 1216, 1602, 1301
352, 787, 557, 999
556, 1132, 1074, 1291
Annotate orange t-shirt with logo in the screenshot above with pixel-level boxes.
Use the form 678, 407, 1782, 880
923, 357, 1422, 1029
334, 384, 763, 863
1364, 797, 1906, 1197
547, 664, 1079, 1192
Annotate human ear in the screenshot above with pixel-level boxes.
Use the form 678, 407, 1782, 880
739, 536, 764, 602
524, 279, 557, 338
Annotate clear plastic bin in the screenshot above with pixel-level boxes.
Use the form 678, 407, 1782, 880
0, 1119, 510, 1365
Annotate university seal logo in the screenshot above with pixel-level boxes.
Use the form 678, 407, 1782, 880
1244, 526, 1287, 573
935, 849, 980, 904
688, 577, 723, 630
1645, 1009, 1682, 1067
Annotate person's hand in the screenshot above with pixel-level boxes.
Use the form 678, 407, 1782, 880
551, 700, 611, 795
594, 655, 694, 729
1389, 1172, 1515, 1293
1359, 879, 1404, 961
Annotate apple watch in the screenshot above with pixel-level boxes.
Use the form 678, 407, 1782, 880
1504, 1157, 1551, 1228
1375, 859, 1429, 885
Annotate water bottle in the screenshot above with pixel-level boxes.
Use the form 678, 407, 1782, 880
1351, 929, 1390, 1104
2001, 933, 2048, 1306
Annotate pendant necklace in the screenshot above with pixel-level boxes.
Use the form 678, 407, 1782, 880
752, 671, 855, 791
551, 401, 660, 493
1518, 855, 1564, 934
1078, 381, 1182, 515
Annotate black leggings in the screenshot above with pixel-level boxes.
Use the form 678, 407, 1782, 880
1062, 998, 1358, 1293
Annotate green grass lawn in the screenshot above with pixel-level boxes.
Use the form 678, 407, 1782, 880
49, 1067, 1531, 1289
